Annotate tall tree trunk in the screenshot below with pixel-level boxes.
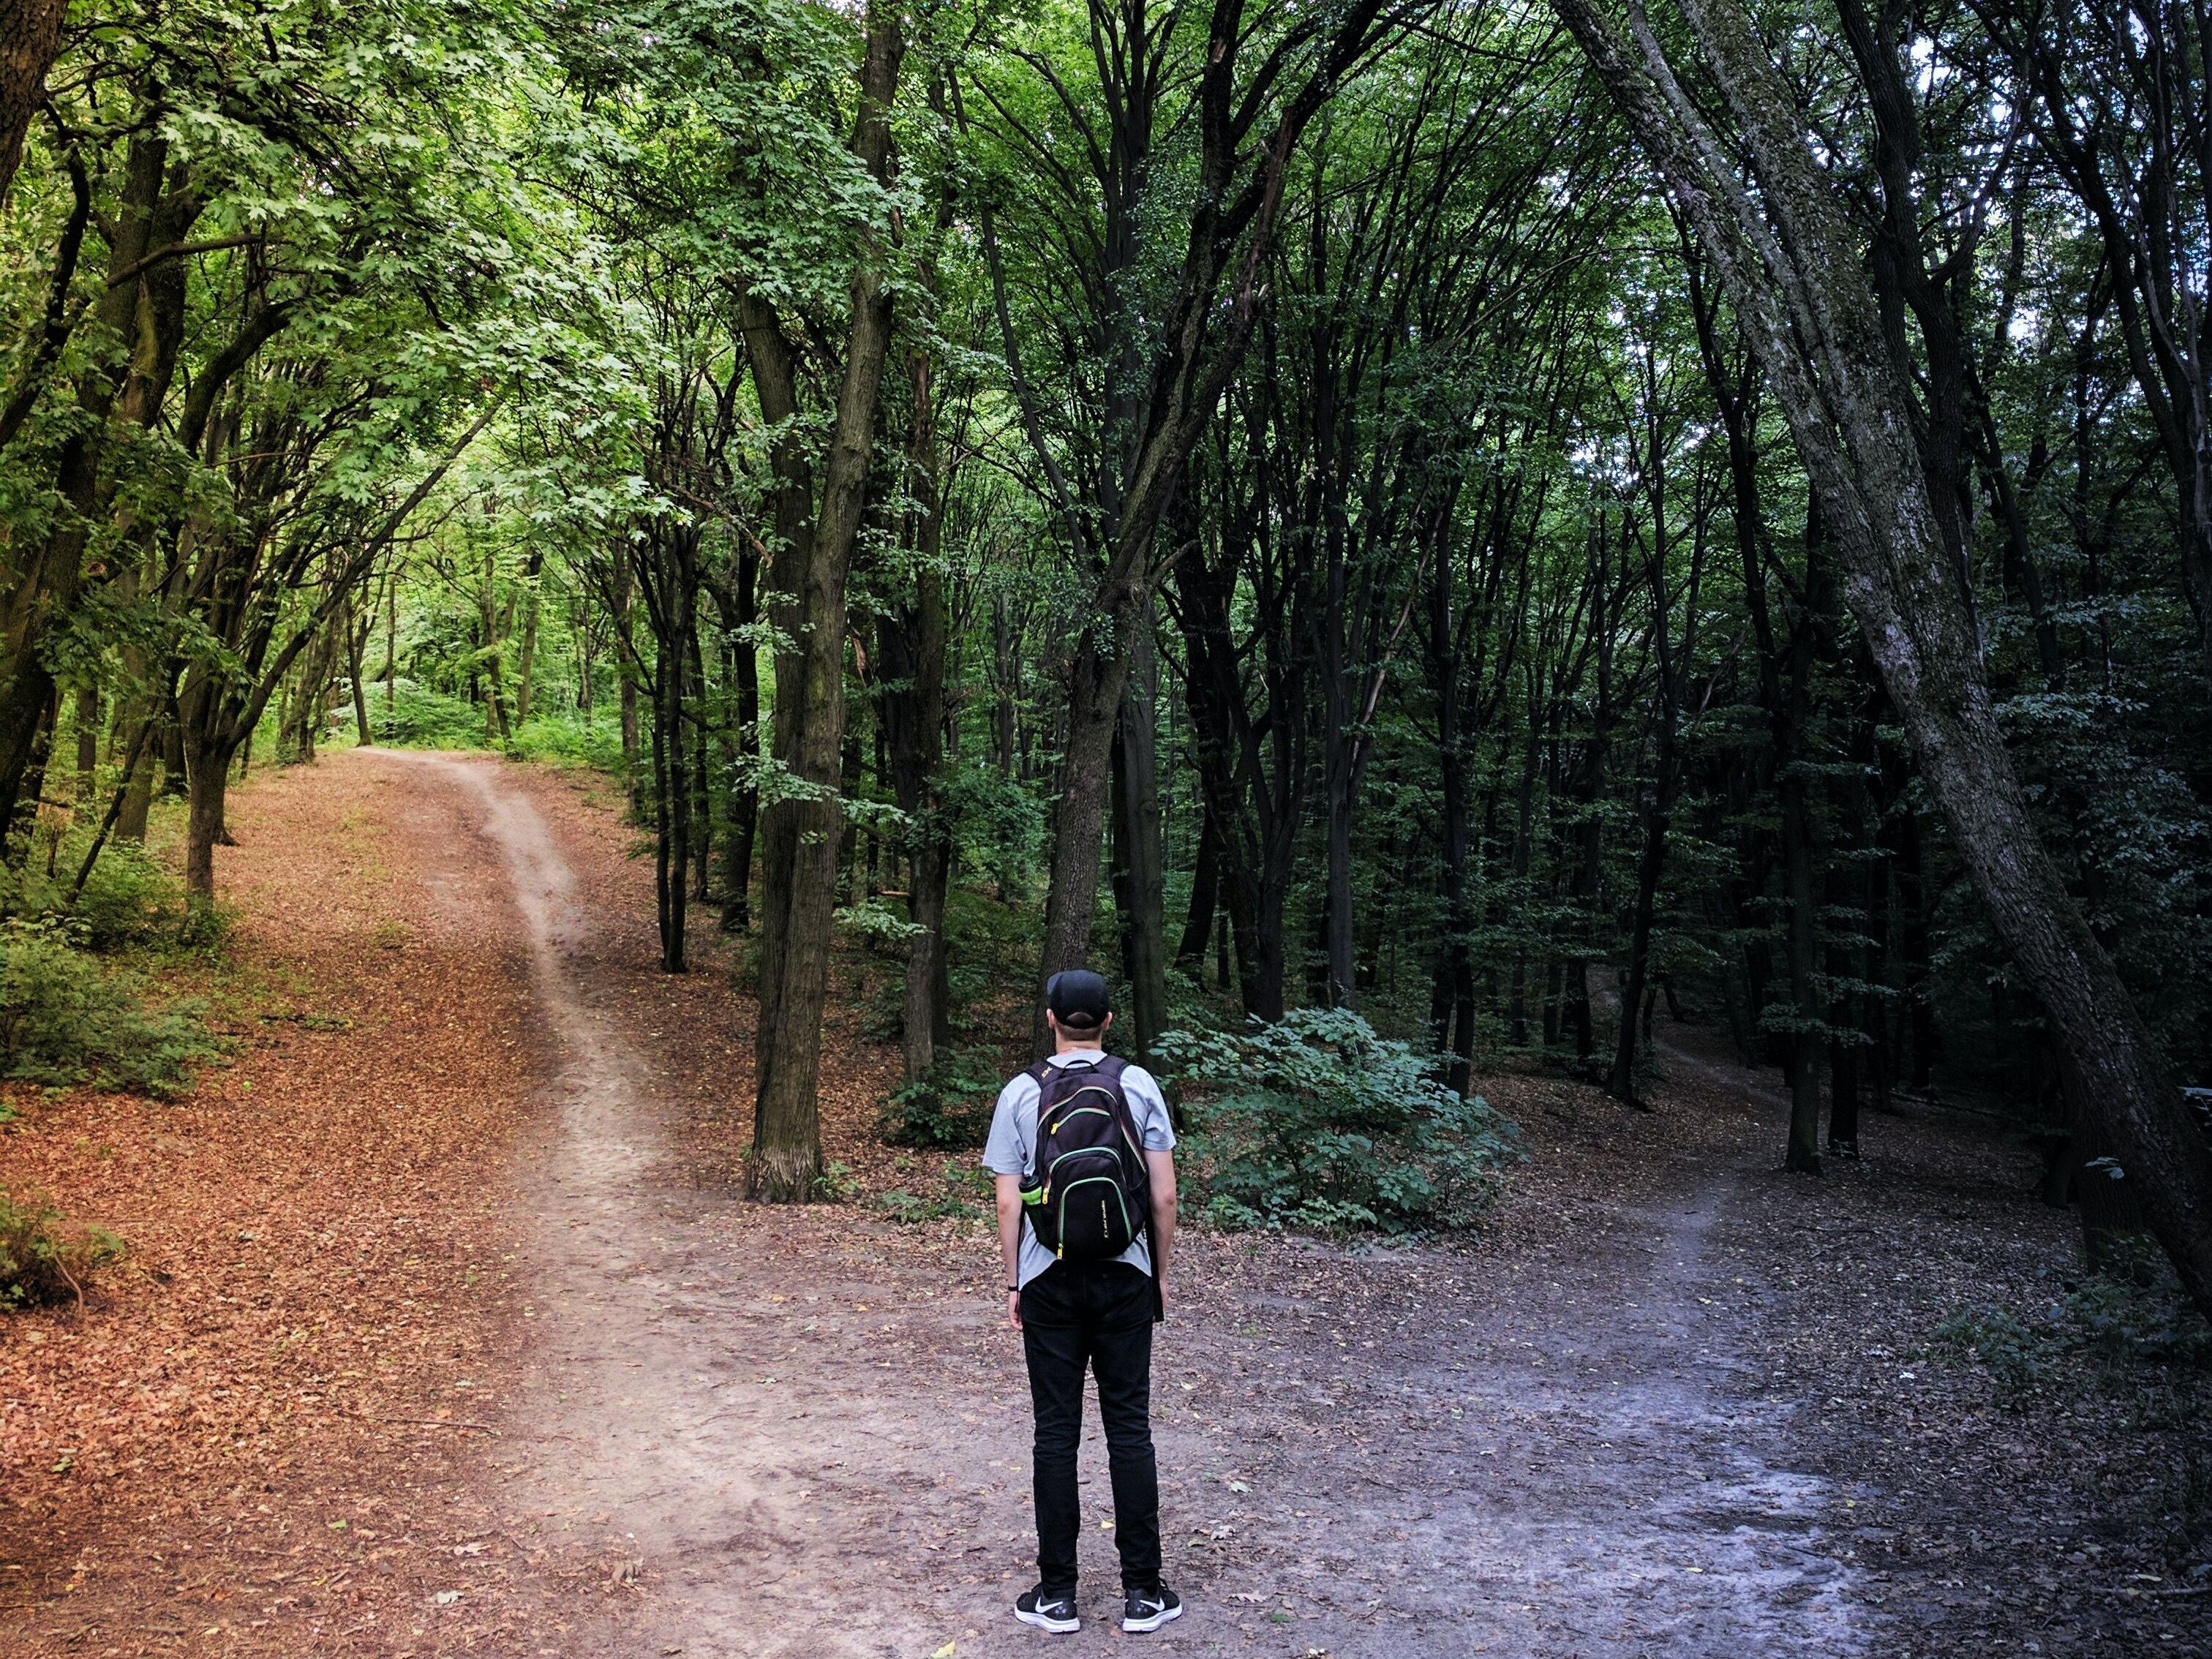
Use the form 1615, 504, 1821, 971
614, 557, 640, 813
1429, 549, 1474, 1093
1320, 534, 1358, 1010
479, 546, 511, 746
515, 549, 543, 726
344, 596, 373, 747
1175, 806, 1220, 974
746, 0, 904, 1200
1113, 617, 1169, 1059
72, 683, 97, 804
1609, 753, 1674, 1107
1556, 0, 2212, 1314
880, 543, 948, 1082
1033, 593, 1141, 1052
722, 548, 760, 933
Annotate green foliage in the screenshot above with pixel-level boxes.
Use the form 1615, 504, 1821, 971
1930, 1305, 2048, 1399
367, 682, 492, 748
810, 1160, 861, 1203
0, 921, 220, 1096
875, 1158, 993, 1224
1928, 1270, 2210, 1407
0, 1189, 127, 1309
67, 840, 197, 953
2068, 1249, 2212, 1368
505, 715, 627, 774
879, 1046, 1003, 1150
1155, 1008, 1520, 1234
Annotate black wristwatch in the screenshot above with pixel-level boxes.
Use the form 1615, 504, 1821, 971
1007, 1284, 1020, 1294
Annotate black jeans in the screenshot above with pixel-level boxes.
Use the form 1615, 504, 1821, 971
1020, 1260, 1161, 1595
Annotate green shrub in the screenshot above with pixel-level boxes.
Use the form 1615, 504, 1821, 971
69, 839, 193, 951
0, 919, 219, 1095
1155, 1007, 1521, 1233
879, 1045, 1004, 1149
1930, 1305, 2050, 1397
365, 681, 487, 748
0, 1189, 126, 1309
876, 1158, 993, 1223
506, 714, 626, 774
2068, 1256, 2212, 1367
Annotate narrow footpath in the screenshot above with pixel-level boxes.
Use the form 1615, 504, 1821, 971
410, 750, 1867, 1659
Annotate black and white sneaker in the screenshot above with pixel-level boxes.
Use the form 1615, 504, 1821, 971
1123, 1584, 1184, 1633
1015, 1585, 1080, 1633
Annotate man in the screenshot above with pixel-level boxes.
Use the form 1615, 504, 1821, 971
984, 969, 1183, 1636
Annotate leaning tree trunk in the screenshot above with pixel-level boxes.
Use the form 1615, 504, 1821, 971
1554, 0, 2212, 1317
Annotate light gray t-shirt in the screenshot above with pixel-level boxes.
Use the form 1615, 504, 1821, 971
982, 1050, 1176, 1289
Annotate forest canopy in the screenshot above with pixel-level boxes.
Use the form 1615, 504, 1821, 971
3, 0, 2211, 1304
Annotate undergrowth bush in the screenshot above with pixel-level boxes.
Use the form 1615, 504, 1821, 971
0, 919, 219, 1095
1928, 1266, 2211, 1407
875, 1157, 993, 1223
1930, 1306, 2047, 1399
67, 839, 195, 951
365, 681, 486, 748
506, 714, 626, 773
0, 1188, 125, 1309
1155, 1007, 1520, 1233
2067, 1244, 2212, 1367
879, 1045, 1003, 1149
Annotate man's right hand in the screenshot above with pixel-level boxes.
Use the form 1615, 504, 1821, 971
1007, 1290, 1023, 1331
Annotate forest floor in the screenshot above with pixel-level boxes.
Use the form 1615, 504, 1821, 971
4, 748, 2208, 1659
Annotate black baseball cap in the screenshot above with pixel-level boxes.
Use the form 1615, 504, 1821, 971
1045, 969, 1111, 1028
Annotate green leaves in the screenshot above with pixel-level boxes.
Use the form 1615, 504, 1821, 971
1156, 1007, 1521, 1234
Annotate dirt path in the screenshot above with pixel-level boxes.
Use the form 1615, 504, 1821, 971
16, 749, 2192, 1659
385, 751, 1874, 1659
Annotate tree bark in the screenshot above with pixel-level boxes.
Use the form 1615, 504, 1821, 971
0, 0, 65, 206
1113, 617, 1169, 1058
745, 0, 904, 1200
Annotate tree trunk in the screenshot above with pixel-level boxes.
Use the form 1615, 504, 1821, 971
747, 0, 904, 1200
1033, 597, 1140, 1053
879, 513, 948, 1083
722, 550, 760, 933
1556, 0, 2212, 1314
182, 734, 233, 900
479, 546, 511, 746
0, 0, 66, 206
614, 557, 640, 811
1609, 759, 1673, 1107
345, 596, 373, 746
0, 135, 167, 835
1113, 618, 1169, 1059
72, 684, 98, 803
515, 549, 543, 725
1320, 535, 1358, 1009
1176, 806, 1220, 974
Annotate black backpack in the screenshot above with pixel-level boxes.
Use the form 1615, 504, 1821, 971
1020, 1054, 1153, 1263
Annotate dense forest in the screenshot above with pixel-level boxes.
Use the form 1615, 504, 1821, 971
3, 0, 2210, 1307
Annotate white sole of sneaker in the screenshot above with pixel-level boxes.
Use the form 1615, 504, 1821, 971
1123, 1603, 1184, 1633
1015, 1608, 1081, 1634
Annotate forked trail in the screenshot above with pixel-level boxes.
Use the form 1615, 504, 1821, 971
411, 750, 1867, 1658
